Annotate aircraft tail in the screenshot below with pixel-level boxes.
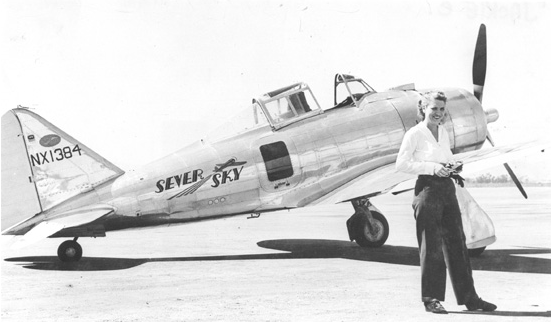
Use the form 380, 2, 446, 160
1, 108, 124, 233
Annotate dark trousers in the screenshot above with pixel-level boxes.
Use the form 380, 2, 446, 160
413, 175, 478, 304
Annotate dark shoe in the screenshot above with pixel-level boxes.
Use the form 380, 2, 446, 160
424, 300, 448, 314
466, 298, 497, 311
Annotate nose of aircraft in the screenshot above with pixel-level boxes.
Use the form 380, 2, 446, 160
484, 107, 499, 124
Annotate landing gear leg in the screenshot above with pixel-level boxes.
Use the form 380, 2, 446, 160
346, 198, 389, 247
57, 237, 83, 262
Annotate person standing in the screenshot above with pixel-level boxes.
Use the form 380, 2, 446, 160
396, 91, 497, 314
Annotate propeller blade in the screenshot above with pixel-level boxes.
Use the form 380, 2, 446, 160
503, 163, 528, 199
486, 131, 495, 147
473, 24, 487, 103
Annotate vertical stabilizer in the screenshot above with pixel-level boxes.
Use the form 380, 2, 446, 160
2, 108, 124, 231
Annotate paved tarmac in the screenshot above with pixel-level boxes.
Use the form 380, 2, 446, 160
2, 187, 550, 321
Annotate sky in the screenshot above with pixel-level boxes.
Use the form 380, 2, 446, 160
1, 0, 550, 182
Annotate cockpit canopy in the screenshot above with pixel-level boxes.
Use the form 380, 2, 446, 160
254, 82, 323, 130
333, 74, 376, 107
206, 82, 323, 142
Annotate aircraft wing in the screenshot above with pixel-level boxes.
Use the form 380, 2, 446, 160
308, 164, 415, 206
308, 139, 549, 206
453, 140, 548, 176
9, 204, 114, 249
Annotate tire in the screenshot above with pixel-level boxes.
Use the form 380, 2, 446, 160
468, 246, 486, 257
355, 211, 389, 248
57, 240, 83, 262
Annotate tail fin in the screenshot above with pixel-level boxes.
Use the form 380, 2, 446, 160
1, 108, 124, 232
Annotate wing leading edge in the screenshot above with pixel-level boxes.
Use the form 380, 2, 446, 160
306, 139, 549, 206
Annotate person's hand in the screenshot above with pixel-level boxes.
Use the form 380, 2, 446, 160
435, 164, 451, 177
453, 161, 464, 173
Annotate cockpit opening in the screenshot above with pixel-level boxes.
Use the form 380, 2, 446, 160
333, 74, 376, 108
254, 82, 323, 130
206, 81, 327, 141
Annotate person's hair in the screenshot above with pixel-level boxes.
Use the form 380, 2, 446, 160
418, 91, 447, 120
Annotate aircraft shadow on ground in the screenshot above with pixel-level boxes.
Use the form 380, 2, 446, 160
448, 310, 551, 317
4, 239, 551, 276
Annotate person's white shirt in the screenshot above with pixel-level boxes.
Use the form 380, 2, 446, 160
396, 122, 454, 175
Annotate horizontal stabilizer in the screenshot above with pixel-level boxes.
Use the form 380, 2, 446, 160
11, 221, 65, 250
10, 205, 114, 249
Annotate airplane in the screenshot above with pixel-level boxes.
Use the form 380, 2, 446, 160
1, 24, 546, 262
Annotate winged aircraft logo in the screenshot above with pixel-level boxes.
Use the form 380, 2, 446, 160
167, 158, 247, 200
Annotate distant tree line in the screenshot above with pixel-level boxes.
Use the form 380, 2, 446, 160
464, 173, 520, 184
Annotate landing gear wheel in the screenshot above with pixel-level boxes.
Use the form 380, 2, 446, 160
347, 210, 389, 247
57, 240, 83, 262
468, 246, 486, 257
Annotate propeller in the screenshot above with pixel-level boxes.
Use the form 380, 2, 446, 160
504, 163, 528, 199
473, 24, 487, 103
472, 24, 527, 198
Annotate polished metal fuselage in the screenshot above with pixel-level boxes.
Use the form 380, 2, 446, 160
33, 87, 488, 236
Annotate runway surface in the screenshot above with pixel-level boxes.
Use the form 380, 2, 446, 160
2, 187, 550, 321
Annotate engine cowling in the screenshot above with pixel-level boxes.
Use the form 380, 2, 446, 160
438, 88, 489, 153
